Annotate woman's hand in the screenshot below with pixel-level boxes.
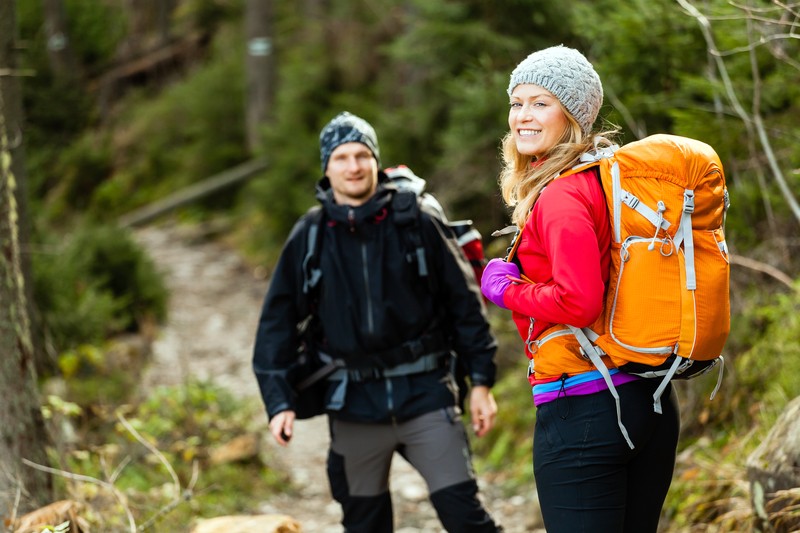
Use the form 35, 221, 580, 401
480, 258, 521, 309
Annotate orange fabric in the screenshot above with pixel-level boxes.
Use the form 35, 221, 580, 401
528, 324, 616, 381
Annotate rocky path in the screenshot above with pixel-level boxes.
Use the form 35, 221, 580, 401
134, 222, 542, 532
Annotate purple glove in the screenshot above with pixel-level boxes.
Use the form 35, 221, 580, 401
480, 258, 520, 309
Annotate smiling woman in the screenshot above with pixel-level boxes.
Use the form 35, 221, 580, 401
481, 45, 680, 533
508, 86, 569, 159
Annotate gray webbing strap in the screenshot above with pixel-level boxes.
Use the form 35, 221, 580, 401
568, 325, 635, 449
329, 374, 347, 411
652, 356, 682, 414
620, 191, 671, 232
326, 351, 447, 384
710, 356, 724, 401
673, 190, 697, 290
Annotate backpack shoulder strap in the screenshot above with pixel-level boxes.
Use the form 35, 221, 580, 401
392, 190, 429, 278
557, 160, 601, 181
392, 189, 419, 226
302, 206, 326, 295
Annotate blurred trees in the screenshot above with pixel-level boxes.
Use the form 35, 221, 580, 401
4, 0, 795, 371
244, 0, 275, 153
10, 0, 798, 269
42, 0, 79, 82
236, 0, 799, 268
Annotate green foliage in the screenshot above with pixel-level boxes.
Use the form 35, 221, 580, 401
574, 0, 707, 138
471, 312, 535, 490
665, 441, 755, 531
471, 355, 535, 491
53, 381, 288, 531
662, 285, 800, 529
91, 26, 247, 219
733, 286, 800, 417
32, 224, 167, 353
16, 0, 127, 70
174, 0, 240, 35
63, 0, 128, 67
41, 131, 115, 222
17, 0, 122, 218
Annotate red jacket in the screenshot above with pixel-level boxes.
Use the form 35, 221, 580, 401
503, 168, 611, 358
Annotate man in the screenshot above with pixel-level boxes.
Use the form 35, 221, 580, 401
253, 111, 501, 532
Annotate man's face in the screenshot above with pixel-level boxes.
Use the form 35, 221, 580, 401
325, 142, 378, 206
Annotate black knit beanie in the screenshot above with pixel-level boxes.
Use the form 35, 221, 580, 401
319, 111, 381, 174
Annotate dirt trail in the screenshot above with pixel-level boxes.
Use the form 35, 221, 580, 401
134, 222, 542, 532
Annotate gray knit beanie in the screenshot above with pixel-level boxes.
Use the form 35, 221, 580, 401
319, 111, 381, 174
507, 45, 603, 135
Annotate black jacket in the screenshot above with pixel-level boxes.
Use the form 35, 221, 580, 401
253, 174, 497, 423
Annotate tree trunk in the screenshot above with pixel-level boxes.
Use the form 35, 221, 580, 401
0, 0, 53, 516
244, 0, 275, 154
42, 0, 79, 81
4, 0, 51, 377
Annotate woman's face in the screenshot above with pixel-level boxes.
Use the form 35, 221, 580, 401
508, 84, 569, 158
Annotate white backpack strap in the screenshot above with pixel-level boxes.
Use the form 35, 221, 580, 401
652, 356, 683, 414
710, 356, 724, 401
568, 325, 635, 449
584, 142, 619, 161
620, 191, 672, 233
673, 189, 697, 290
611, 162, 622, 243
455, 227, 482, 247
581, 327, 601, 343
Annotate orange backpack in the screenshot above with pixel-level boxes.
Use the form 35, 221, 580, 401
509, 134, 730, 448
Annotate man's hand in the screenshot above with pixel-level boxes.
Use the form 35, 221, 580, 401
469, 385, 497, 437
269, 410, 296, 446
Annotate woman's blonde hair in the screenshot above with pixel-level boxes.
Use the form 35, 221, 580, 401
499, 103, 618, 227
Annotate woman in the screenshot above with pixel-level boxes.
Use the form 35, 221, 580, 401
480, 45, 680, 533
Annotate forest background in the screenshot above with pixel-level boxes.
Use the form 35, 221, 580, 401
1, 0, 800, 531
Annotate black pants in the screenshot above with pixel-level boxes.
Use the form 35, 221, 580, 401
533, 379, 680, 533
327, 408, 500, 532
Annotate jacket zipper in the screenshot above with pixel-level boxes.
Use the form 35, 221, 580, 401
348, 207, 374, 334
361, 243, 373, 334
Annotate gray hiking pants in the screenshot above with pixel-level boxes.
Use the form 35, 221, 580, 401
326, 407, 500, 532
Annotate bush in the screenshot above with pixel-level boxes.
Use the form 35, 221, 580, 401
33, 224, 168, 352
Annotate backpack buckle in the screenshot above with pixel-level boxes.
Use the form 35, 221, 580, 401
406, 338, 425, 358
683, 191, 695, 213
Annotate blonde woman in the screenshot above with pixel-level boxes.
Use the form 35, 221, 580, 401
481, 46, 680, 532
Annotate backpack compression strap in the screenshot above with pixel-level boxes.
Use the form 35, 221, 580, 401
568, 325, 635, 449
